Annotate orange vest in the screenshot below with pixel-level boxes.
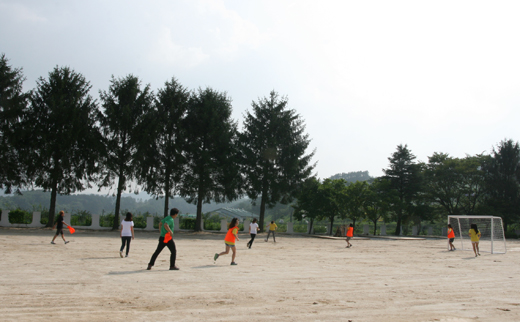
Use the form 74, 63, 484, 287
346, 227, 354, 237
447, 228, 455, 239
224, 226, 238, 243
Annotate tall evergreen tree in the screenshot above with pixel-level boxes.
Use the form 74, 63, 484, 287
135, 77, 189, 217
26, 66, 102, 227
179, 87, 241, 231
240, 91, 315, 231
483, 139, 520, 232
98, 75, 154, 229
383, 144, 422, 235
0, 54, 30, 193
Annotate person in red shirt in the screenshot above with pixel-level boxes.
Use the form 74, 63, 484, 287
346, 223, 354, 248
214, 218, 240, 265
447, 224, 456, 251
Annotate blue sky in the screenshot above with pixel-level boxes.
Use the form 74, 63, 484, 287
1, 0, 519, 183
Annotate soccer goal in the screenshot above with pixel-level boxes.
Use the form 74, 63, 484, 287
447, 216, 506, 254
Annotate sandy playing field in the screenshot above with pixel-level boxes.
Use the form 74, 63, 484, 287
0, 227, 519, 322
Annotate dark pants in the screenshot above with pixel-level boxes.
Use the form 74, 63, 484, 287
148, 236, 176, 268
120, 237, 131, 254
247, 234, 257, 248
266, 230, 276, 242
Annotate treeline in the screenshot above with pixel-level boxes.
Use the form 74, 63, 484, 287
0, 54, 315, 231
294, 143, 520, 236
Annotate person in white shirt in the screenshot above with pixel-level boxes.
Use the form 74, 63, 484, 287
247, 218, 259, 249
120, 212, 135, 258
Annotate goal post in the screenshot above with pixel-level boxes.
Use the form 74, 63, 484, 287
447, 216, 506, 254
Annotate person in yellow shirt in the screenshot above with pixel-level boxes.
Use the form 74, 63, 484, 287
468, 223, 482, 257
265, 221, 277, 243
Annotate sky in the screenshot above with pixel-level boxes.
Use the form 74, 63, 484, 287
1, 0, 520, 182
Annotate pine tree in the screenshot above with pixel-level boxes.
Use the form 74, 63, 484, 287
179, 87, 242, 231
240, 91, 315, 231
26, 66, 102, 227
98, 75, 154, 229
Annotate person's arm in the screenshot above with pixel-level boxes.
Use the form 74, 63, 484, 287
120, 223, 123, 238
131, 226, 135, 239
249, 226, 251, 234
234, 232, 240, 242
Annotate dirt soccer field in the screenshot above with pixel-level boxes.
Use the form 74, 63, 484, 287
0, 227, 519, 322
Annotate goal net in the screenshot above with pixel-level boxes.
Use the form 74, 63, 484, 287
447, 216, 506, 254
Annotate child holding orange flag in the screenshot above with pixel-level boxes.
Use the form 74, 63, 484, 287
447, 224, 456, 251
346, 223, 353, 248
214, 218, 240, 265
51, 211, 70, 244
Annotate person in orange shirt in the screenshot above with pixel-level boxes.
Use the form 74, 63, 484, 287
346, 223, 354, 248
214, 218, 240, 265
447, 224, 456, 251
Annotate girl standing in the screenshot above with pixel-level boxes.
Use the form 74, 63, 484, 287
214, 218, 240, 265
469, 223, 482, 257
447, 224, 456, 251
247, 218, 259, 249
346, 223, 353, 248
120, 212, 135, 257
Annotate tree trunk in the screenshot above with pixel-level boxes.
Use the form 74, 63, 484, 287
395, 216, 402, 236
195, 195, 203, 232
46, 181, 58, 227
373, 220, 377, 235
308, 218, 314, 234
259, 195, 266, 233
329, 216, 335, 236
163, 169, 170, 217
113, 173, 125, 230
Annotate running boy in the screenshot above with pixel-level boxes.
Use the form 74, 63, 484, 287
51, 210, 70, 244
214, 218, 240, 265
147, 208, 179, 270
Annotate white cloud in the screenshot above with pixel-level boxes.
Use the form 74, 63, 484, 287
147, 27, 209, 69
0, 2, 47, 23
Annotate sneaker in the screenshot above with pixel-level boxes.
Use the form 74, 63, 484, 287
125, 254, 128, 258
264, 239, 267, 242
120, 251, 123, 258
478, 253, 480, 256
214, 253, 219, 261
230, 262, 237, 265
453, 247, 456, 250
169, 266, 180, 270
64, 241, 69, 244
147, 265, 152, 270
50, 241, 56, 244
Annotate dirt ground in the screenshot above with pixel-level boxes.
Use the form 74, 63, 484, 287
0, 227, 519, 322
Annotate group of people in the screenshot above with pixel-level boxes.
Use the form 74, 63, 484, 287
447, 223, 482, 257
51, 209, 485, 268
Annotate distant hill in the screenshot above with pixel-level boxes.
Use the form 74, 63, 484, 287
328, 171, 374, 183
0, 190, 252, 216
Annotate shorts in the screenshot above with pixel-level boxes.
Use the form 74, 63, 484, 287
449, 238, 454, 243
225, 242, 235, 248
471, 241, 479, 244
55, 227, 64, 236
346, 237, 351, 241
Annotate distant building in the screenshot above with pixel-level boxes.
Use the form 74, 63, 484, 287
206, 208, 259, 221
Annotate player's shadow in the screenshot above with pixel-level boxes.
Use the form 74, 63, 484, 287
192, 265, 219, 269
107, 270, 152, 275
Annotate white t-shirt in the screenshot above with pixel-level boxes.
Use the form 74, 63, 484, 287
121, 220, 134, 237
249, 223, 259, 235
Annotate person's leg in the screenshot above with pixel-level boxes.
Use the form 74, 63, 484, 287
231, 246, 236, 263
472, 243, 477, 256
166, 240, 177, 268
148, 237, 167, 267
60, 231, 67, 243
266, 230, 271, 241
219, 245, 230, 256
476, 242, 480, 255
273, 231, 276, 242
126, 237, 131, 256
250, 234, 256, 248
120, 237, 126, 252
